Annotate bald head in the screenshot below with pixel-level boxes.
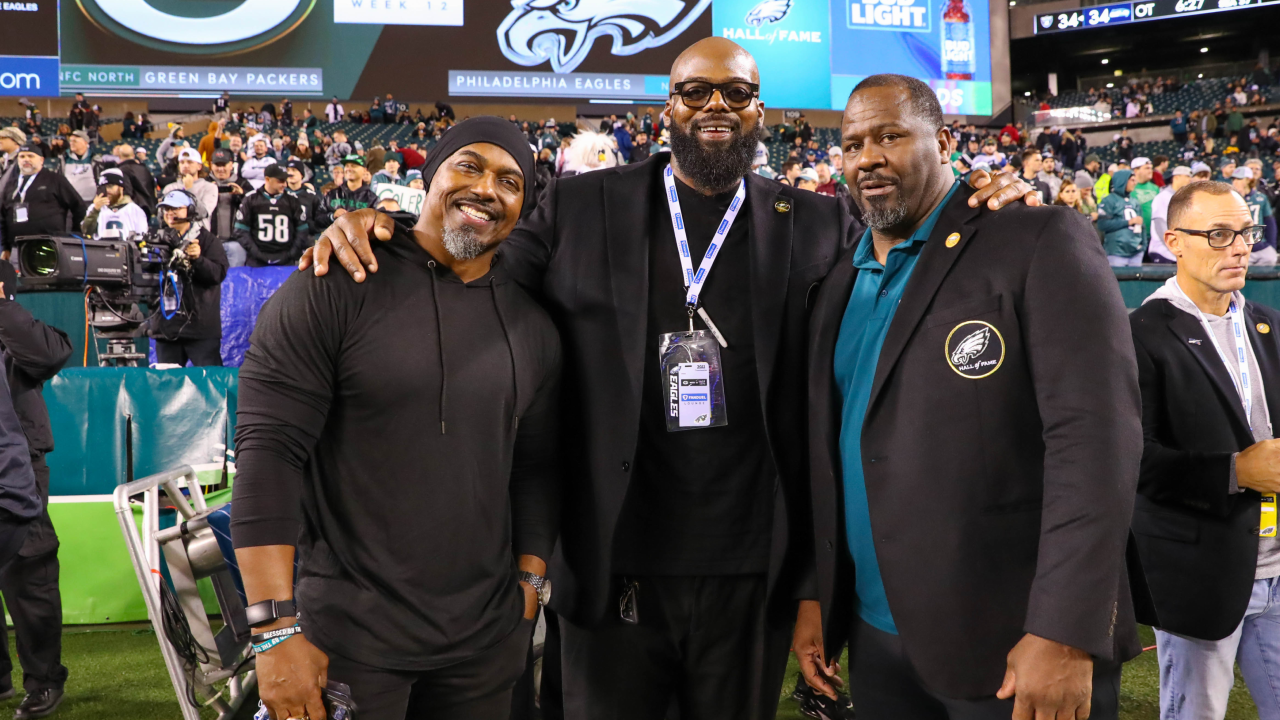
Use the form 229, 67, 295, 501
669, 37, 758, 87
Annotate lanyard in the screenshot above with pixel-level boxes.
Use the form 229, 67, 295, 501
661, 164, 746, 316
1172, 281, 1269, 433
13, 173, 36, 203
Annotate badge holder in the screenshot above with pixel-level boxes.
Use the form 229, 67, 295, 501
1262, 494, 1277, 538
658, 323, 727, 432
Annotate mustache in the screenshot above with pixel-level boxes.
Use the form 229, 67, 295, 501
452, 196, 505, 221
856, 172, 899, 190
692, 114, 742, 130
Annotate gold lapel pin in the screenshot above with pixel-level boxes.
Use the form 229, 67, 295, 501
1259, 323, 1271, 334
774, 199, 791, 213
945, 232, 961, 248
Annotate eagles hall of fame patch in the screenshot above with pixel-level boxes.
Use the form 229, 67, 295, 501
945, 321, 1005, 379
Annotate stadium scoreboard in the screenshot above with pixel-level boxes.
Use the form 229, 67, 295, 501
1034, 0, 1279, 33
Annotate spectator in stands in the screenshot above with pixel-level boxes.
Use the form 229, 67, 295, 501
284, 160, 323, 246
213, 91, 230, 121
241, 136, 278, 190
382, 94, 397, 125
157, 125, 185, 168
1115, 128, 1135, 163
1220, 159, 1238, 183
82, 169, 148, 241
59, 130, 95, 203
814, 162, 839, 197
149, 190, 227, 366
114, 144, 157, 220
1231, 167, 1278, 266
0, 127, 28, 204
68, 93, 89, 132
1038, 153, 1063, 200
324, 97, 344, 125
0, 145, 87, 258
998, 132, 1019, 158
1128, 180, 1280, 720
1152, 156, 1169, 188
234, 164, 307, 267
323, 156, 376, 226
1132, 158, 1161, 244
208, 149, 251, 263
1226, 103, 1245, 141
1171, 110, 1189, 145
1053, 179, 1097, 222
779, 159, 801, 186
1147, 165, 1193, 264
1098, 168, 1147, 266
794, 167, 818, 192
137, 114, 154, 137
325, 131, 352, 174
279, 98, 294, 129
0, 254, 70, 719
1019, 149, 1052, 203
371, 153, 405, 186
160, 149, 217, 231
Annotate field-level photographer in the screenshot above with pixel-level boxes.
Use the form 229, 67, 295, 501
0, 262, 72, 719
148, 190, 228, 367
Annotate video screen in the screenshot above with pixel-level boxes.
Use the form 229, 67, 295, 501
52, 0, 998, 113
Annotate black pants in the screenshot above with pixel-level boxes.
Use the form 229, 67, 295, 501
325, 617, 533, 720
848, 618, 1121, 720
0, 454, 65, 693
559, 574, 792, 720
154, 337, 222, 367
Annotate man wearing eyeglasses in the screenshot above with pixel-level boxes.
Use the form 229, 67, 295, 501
1129, 180, 1280, 719
304, 38, 1034, 720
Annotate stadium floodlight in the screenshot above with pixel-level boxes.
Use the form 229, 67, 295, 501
1106, 82, 1114, 88
1200, 47, 1208, 52
1101, 58, 1109, 64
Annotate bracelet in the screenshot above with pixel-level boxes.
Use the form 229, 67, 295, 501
251, 624, 302, 654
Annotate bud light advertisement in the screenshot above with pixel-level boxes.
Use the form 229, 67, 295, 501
830, 0, 994, 114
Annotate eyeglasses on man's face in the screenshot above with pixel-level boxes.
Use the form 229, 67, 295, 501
1175, 226, 1267, 248
670, 82, 760, 110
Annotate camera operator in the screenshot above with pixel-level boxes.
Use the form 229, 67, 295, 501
0, 263, 71, 719
148, 190, 228, 367
233, 164, 307, 267
81, 170, 147, 241
1, 145, 86, 261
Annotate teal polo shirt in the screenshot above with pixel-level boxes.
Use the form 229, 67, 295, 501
833, 181, 958, 634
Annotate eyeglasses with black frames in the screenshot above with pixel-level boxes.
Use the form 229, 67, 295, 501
670, 82, 760, 110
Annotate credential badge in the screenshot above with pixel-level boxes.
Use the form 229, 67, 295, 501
945, 321, 1005, 379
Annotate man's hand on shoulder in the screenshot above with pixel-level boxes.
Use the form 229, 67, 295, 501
997, 633, 1093, 720
298, 208, 393, 282
967, 170, 1043, 211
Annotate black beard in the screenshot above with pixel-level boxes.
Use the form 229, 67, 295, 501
669, 120, 762, 194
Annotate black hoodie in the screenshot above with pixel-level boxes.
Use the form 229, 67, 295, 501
231, 221, 562, 670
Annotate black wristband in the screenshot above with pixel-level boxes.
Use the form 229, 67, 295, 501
245, 598, 296, 628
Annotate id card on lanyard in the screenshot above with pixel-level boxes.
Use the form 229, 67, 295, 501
12, 174, 35, 223
1174, 282, 1277, 536
656, 165, 745, 432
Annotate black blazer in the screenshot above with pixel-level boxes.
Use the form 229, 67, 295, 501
806, 184, 1143, 700
1127, 296, 1280, 640
500, 154, 855, 626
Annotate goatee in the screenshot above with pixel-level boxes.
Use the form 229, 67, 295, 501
669, 120, 762, 194
441, 225, 489, 261
858, 200, 910, 230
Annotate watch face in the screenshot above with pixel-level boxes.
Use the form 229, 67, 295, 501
539, 579, 552, 606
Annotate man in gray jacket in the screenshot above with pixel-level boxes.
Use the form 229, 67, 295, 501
58, 132, 96, 203
160, 149, 217, 231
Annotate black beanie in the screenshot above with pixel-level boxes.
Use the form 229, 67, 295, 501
420, 116, 536, 217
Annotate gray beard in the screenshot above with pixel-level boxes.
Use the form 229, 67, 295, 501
859, 199, 909, 230
442, 225, 488, 261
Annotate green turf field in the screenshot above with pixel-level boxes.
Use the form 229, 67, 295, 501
2, 624, 1259, 719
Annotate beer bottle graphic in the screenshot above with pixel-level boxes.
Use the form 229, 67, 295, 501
942, 0, 976, 80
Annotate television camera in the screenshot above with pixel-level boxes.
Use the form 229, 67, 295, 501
15, 228, 196, 366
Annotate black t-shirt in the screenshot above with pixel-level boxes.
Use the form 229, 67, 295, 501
612, 174, 776, 576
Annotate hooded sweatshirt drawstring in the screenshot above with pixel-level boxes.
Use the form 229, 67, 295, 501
490, 277, 520, 429
427, 260, 448, 434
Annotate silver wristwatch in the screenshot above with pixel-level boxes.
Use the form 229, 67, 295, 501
519, 571, 552, 606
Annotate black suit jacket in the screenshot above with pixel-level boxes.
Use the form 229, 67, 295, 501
500, 154, 854, 626
1127, 296, 1280, 640
806, 184, 1143, 699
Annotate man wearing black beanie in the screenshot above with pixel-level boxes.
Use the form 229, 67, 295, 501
231, 116, 561, 720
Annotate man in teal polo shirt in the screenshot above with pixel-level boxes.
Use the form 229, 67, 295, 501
833, 180, 959, 634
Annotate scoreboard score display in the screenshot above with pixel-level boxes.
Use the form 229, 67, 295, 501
1035, 0, 1278, 33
